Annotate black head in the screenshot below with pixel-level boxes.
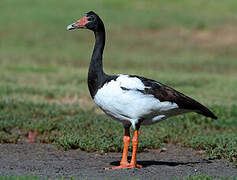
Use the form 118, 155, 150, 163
67, 11, 104, 32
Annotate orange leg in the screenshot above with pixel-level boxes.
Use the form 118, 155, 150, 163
105, 129, 142, 170
105, 127, 130, 170
128, 130, 142, 168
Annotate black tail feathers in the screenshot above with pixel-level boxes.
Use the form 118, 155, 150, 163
196, 105, 217, 119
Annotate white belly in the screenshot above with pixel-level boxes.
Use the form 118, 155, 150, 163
93, 75, 180, 128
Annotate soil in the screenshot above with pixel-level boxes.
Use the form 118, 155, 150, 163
0, 143, 236, 179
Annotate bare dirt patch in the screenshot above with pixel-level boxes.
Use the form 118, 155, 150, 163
189, 26, 237, 48
0, 143, 236, 179
121, 25, 237, 49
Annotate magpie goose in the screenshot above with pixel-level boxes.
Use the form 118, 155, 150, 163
67, 11, 217, 170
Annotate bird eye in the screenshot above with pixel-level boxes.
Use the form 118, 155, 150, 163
87, 17, 93, 21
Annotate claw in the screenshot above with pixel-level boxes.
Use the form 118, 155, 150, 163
105, 163, 142, 170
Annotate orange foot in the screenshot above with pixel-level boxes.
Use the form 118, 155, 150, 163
105, 163, 142, 170
128, 163, 142, 168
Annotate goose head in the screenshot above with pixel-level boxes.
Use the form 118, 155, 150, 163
67, 11, 104, 32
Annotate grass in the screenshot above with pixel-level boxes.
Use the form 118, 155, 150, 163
0, 0, 237, 172
0, 176, 78, 180
182, 175, 237, 180
1, 100, 236, 166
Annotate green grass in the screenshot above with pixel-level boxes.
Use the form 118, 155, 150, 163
0, 176, 79, 180
1, 100, 236, 166
0, 176, 40, 180
0, 0, 237, 170
181, 175, 237, 180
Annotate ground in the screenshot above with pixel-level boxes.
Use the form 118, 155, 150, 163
0, 143, 236, 179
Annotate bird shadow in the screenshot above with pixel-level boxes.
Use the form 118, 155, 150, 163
110, 158, 212, 168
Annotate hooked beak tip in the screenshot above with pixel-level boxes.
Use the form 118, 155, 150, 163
67, 24, 75, 30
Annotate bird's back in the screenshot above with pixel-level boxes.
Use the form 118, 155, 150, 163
93, 74, 217, 127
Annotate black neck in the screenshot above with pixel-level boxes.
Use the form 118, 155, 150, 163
88, 27, 106, 98
89, 30, 105, 76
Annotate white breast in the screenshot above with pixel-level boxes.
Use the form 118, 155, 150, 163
93, 74, 179, 128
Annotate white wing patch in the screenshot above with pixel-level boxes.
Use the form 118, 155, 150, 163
94, 74, 179, 128
116, 74, 148, 90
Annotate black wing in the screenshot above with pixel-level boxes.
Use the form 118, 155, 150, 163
129, 75, 217, 119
